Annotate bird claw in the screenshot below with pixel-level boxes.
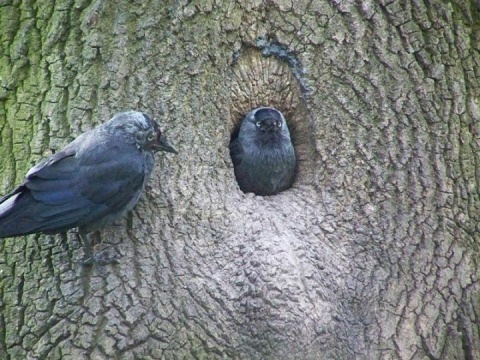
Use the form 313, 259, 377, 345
82, 249, 122, 266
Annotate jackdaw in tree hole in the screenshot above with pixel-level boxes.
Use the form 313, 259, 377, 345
0, 111, 177, 264
230, 107, 296, 196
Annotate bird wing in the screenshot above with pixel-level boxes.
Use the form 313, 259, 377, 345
28, 142, 146, 228
0, 146, 89, 236
0, 141, 146, 237
229, 137, 244, 167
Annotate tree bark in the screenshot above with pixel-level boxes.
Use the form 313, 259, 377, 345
1, 1, 479, 359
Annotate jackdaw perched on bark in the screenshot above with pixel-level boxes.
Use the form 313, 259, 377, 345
0, 111, 177, 264
230, 107, 296, 196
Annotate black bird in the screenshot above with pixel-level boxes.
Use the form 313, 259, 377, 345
0, 111, 177, 264
230, 107, 296, 196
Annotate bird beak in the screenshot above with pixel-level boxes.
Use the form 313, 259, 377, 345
158, 134, 178, 154
258, 118, 281, 133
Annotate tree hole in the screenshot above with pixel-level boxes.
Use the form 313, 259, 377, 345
229, 48, 316, 194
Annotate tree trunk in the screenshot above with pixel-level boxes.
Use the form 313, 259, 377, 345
1, 1, 479, 359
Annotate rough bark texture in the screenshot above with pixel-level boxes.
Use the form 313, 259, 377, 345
1, 1, 479, 359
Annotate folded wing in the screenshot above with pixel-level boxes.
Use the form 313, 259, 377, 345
0, 143, 145, 238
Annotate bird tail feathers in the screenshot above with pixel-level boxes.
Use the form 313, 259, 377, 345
0, 191, 42, 238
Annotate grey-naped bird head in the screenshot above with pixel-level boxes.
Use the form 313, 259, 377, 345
106, 111, 177, 154
238, 107, 292, 147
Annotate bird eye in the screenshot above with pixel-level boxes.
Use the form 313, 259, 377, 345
147, 132, 156, 142
255, 121, 261, 127
277, 121, 282, 127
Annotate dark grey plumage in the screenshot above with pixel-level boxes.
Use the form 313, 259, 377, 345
0, 111, 176, 263
230, 107, 296, 196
